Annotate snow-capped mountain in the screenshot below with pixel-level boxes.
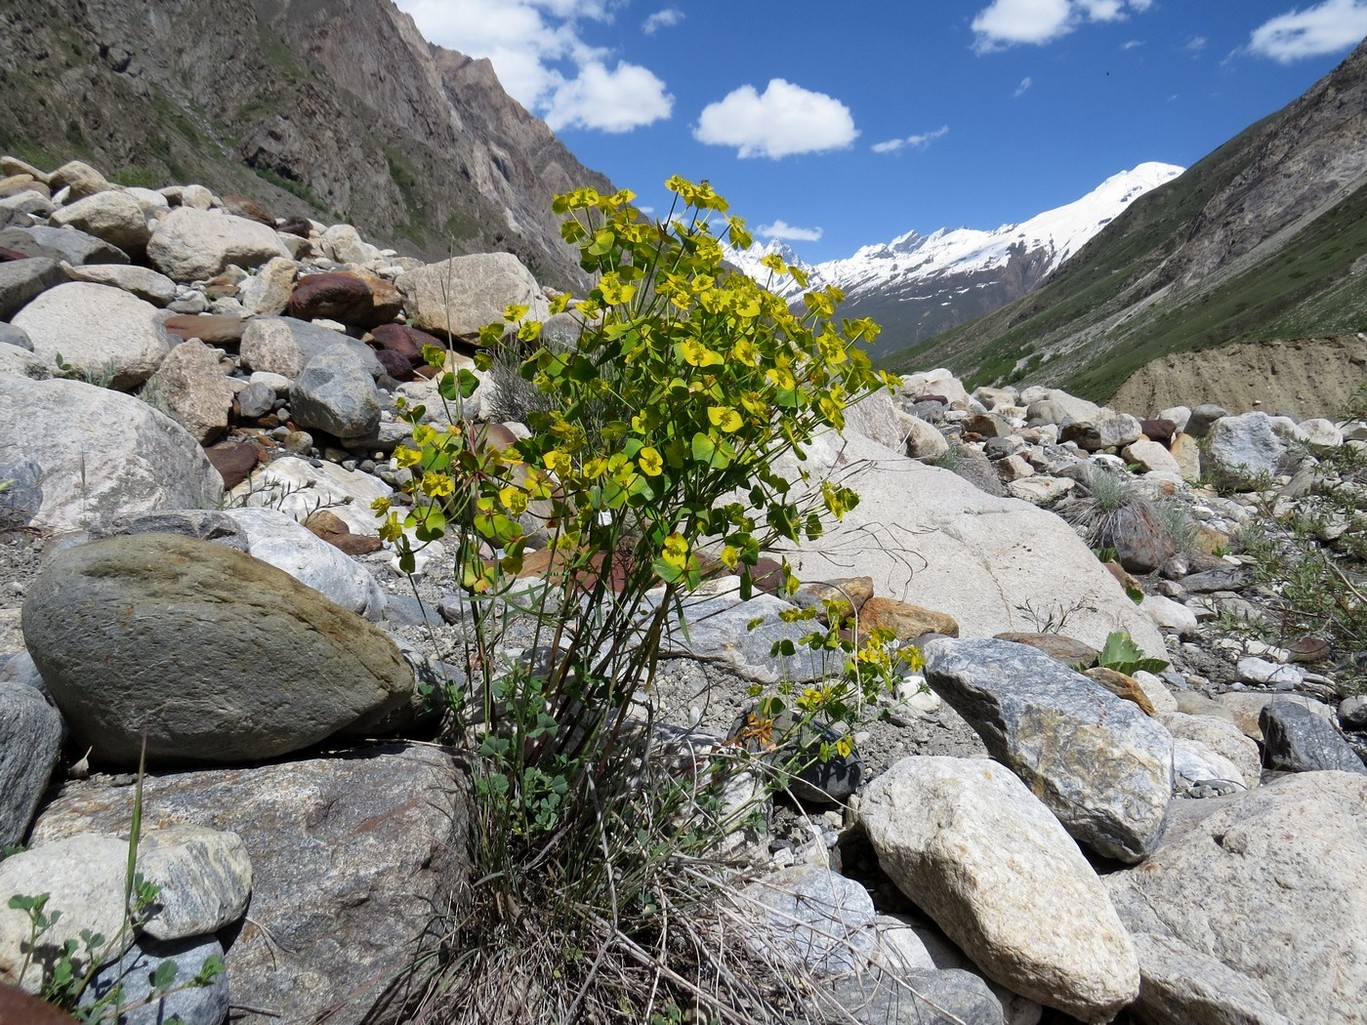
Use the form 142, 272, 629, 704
728, 162, 1184, 357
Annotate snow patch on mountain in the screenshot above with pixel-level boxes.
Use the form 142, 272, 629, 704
728, 162, 1184, 301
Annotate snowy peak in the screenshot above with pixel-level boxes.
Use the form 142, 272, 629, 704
725, 163, 1184, 354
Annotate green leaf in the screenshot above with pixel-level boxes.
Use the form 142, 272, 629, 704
151, 960, 179, 990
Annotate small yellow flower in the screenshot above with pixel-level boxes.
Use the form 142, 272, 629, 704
421, 472, 454, 498
638, 447, 663, 477
720, 544, 740, 569
499, 484, 528, 514
707, 406, 743, 433
394, 446, 422, 469
661, 533, 689, 570
680, 339, 723, 367
544, 450, 572, 477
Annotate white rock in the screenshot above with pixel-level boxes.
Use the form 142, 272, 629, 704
860, 756, 1139, 1022
49, 190, 151, 252
736, 864, 876, 976
1299, 418, 1343, 453
1122, 438, 1182, 476
396, 252, 548, 339
0, 376, 223, 531
900, 368, 971, 409
1141, 594, 1200, 636
774, 429, 1165, 656
59, 261, 177, 306
138, 825, 253, 940
146, 207, 289, 281
144, 338, 234, 443
219, 506, 386, 619
0, 833, 133, 991
229, 455, 391, 537
12, 281, 169, 388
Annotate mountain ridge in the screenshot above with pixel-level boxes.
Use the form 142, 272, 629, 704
893, 36, 1367, 401
728, 163, 1182, 356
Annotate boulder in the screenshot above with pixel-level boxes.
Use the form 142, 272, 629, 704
83, 935, 228, 1025
370, 323, 440, 368
775, 430, 1165, 656
1122, 439, 1182, 476
290, 343, 382, 439
146, 207, 289, 281
239, 315, 382, 380
143, 338, 234, 443
1128, 932, 1291, 1025
396, 252, 548, 339
813, 968, 1006, 1025
1260, 701, 1367, 775
20, 533, 413, 766
219, 506, 386, 618
48, 190, 150, 252
11, 281, 169, 388
60, 262, 177, 306
0, 377, 224, 531
1158, 710, 1261, 789
286, 270, 403, 328
1060, 411, 1143, 452
236, 255, 298, 316
737, 864, 876, 976
858, 596, 959, 640
860, 756, 1139, 1022
0, 224, 128, 265
923, 637, 1173, 862
136, 825, 253, 941
48, 161, 110, 199
229, 455, 392, 536
31, 743, 471, 1025
1204, 412, 1290, 485
900, 410, 950, 461
0, 255, 66, 319
1106, 772, 1367, 1025
0, 682, 62, 848
0, 833, 133, 991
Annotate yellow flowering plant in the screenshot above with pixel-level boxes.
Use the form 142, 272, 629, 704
376, 176, 910, 1021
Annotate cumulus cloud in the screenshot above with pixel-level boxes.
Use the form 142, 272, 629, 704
971, 0, 1153, 52
1014, 76, 1034, 96
545, 61, 673, 132
694, 80, 858, 159
1249, 0, 1367, 62
394, 0, 671, 132
758, 220, 823, 242
870, 125, 949, 154
642, 7, 684, 33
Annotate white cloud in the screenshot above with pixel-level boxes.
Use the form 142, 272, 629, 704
971, 0, 1153, 52
1249, 0, 1367, 62
758, 220, 823, 242
694, 80, 858, 159
871, 125, 949, 154
545, 61, 673, 132
1184, 35, 1208, 53
1121, 38, 1144, 49
642, 7, 683, 33
393, 0, 671, 132
1015, 75, 1034, 96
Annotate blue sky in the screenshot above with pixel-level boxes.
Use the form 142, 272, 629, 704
395, 0, 1367, 262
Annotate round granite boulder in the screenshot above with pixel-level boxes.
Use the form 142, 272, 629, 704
21, 533, 413, 767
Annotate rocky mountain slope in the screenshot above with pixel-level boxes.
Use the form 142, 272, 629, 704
729, 164, 1181, 359
0, 0, 612, 288
895, 37, 1367, 402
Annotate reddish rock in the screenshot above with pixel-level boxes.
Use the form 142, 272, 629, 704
0, 246, 30, 262
373, 346, 415, 381
163, 314, 248, 345
1085, 667, 1157, 715
370, 323, 440, 367
859, 596, 960, 640
306, 509, 383, 556
204, 440, 262, 489
221, 194, 274, 225
277, 215, 313, 238
0, 982, 79, 1024
286, 271, 403, 328
1139, 418, 1178, 446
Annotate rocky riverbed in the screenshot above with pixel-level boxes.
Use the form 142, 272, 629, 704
1, 157, 1365, 1025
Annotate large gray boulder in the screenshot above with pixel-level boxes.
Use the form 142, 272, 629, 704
146, 207, 289, 281
775, 429, 1165, 656
0, 682, 62, 848
860, 756, 1138, 1023
11, 281, 169, 388
396, 252, 548, 339
1106, 771, 1367, 1025
922, 637, 1172, 862
0, 376, 224, 531
1204, 412, 1290, 485
1259, 700, 1367, 775
239, 316, 383, 380
290, 344, 381, 440
0, 255, 66, 319
32, 743, 471, 1025
737, 864, 876, 976
21, 533, 413, 767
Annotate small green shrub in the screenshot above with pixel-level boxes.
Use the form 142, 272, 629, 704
377, 177, 913, 1020
1096, 630, 1169, 676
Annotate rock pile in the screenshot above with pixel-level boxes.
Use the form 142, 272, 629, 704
2, 157, 1365, 1025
